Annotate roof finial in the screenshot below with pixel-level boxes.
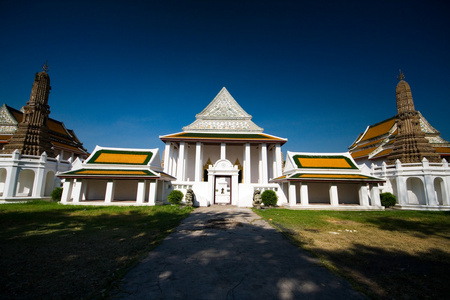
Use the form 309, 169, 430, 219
397, 69, 405, 81
42, 60, 49, 72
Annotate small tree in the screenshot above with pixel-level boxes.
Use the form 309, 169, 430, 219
168, 190, 184, 205
261, 190, 278, 207
380, 192, 397, 208
51, 187, 63, 202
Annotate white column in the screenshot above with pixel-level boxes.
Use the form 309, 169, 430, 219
61, 179, 73, 203
289, 182, 297, 206
72, 179, 83, 203
261, 143, 268, 184
195, 142, 203, 182
148, 180, 157, 205
136, 180, 146, 204
32, 153, 47, 197
274, 144, 282, 179
244, 143, 251, 183
221, 143, 226, 160
4, 150, 20, 198
395, 160, 408, 205
170, 145, 177, 176
359, 184, 369, 206
424, 176, 437, 206
105, 180, 115, 203
163, 142, 171, 174
329, 184, 339, 206
370, 185, 381, 206
232, 174, 239, 206
81, 182, 88, 200
177, 142, 185, 181
300, 183, 309, 205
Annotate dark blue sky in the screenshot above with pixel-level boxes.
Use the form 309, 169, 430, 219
1, 0, 449, 156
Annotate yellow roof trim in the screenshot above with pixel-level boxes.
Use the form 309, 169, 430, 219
94, 153, 149, 164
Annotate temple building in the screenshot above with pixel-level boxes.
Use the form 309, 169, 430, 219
159, 87, 287, 207
349, 72, 450, 210
0, 65, 88, 201
57, 88, 385, 209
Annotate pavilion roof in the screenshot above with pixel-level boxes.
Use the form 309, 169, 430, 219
271, 173, 384, 183
291, 154, 358, 169
86, 148, 154, 165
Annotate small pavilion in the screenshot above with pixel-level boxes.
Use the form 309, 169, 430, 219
271, 152, 384, 209
58, 146, 175, 205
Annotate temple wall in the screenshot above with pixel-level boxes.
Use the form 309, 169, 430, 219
336, 183, 359, 204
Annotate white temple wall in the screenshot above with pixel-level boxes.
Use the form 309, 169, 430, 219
85, 180, 107, 200
225, 144, 243, 170
203, 144, 220, 173
267, 147, 274, 181
238, 184, 254, 207
0, 168, 6, 196
16, 169, 35, 196
250, 144, 260, 183
191, 182, 210, 206
114, 180, 138, 200
44, 171, 55, 196
406, 177, 426, 205
336, 183, 359, 204
434, 178, 445, 205
308, 182, 330, 204
185, 143, 196, 181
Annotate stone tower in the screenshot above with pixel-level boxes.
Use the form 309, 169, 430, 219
2, 64, 55, 157
386, 72, 441, 164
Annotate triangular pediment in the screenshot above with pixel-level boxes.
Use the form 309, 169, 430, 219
0, 104, 19, 134
183, 87, 263, 132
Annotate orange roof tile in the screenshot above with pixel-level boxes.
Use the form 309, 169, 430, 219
435, 147, 450, 154
360, 117, 396, 142
350, 147, 377, 159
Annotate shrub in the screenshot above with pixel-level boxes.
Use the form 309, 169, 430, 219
168, 190, 184, 205
380, 192, 397, 208
51, 187, 63, 202
261, 190, 278, 207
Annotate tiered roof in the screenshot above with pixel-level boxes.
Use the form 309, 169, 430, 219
271, 152, 384, 183
349, 112, 450, 161
58, 146, 175, 180
0, 104, 88, 158
160, 87, 287, 144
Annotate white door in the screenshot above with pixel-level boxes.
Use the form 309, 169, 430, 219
214, 176, 231, 204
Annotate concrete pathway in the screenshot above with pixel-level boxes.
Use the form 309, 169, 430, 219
111, 206, 364, 299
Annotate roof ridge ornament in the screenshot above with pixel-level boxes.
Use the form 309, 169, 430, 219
397, 69, 405, 81
42, 60, 49, 72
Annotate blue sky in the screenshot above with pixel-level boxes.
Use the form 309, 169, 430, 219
1, 0, 449, 157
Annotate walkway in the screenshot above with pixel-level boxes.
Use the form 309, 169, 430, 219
111, 206, 364, 299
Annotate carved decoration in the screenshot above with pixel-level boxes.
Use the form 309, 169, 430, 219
183, 87, 263, 132
386, 73, 441, 164
1, 70, 55, 157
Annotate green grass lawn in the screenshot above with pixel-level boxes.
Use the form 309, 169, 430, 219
255, 209, 450, 299
0, 201, 193, 299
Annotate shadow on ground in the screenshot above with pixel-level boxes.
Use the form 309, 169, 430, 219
0, 204, 190, 299
111, 207, 363, 300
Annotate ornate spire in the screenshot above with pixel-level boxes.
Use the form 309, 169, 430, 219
397, 69, 405, 81
42, 60, 49, 72
387, 74, 441, 164
1, 66, 55, 157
